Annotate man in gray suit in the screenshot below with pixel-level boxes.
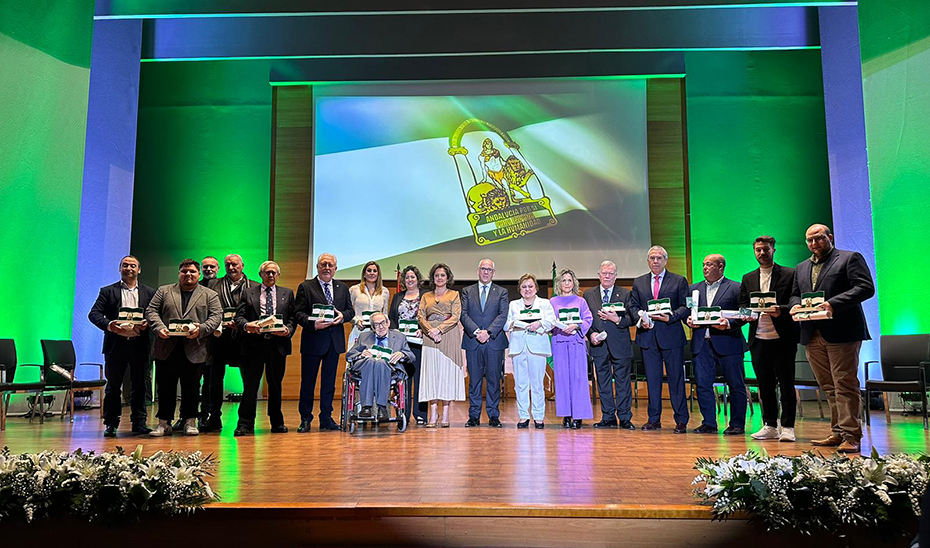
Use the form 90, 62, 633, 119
145, 258, 223, 437
345, 312, 414, 421
460, 258, 509, 428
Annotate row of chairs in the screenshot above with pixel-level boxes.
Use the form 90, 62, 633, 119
0, 339, 106, 430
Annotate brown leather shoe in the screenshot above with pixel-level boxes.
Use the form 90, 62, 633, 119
811, 434, 843, 447
837, 439, 861, 453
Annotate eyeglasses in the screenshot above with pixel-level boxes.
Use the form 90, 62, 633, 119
318, 262, 335, 268
805, 235, 828, 244
261, 271, 280, 276
478, 267, 495, 273
371, 320, 388, 328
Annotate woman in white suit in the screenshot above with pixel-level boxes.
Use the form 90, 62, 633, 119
505, 273, 556, 429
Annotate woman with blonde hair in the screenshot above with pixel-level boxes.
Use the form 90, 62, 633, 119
550, 269, 594, 428
347, 261, 390, 349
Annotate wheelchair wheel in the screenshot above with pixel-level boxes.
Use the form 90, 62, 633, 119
397, 408, 407, 432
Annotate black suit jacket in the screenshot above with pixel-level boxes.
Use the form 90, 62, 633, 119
88, 281, 156, 354
294, 277, 355, 355
583, 284, 634, 359
738, 264, 799, 345
791, 248, 875, 345
629, 270, 689, 350
235, 284, 297, 357
459, 283, 510, 352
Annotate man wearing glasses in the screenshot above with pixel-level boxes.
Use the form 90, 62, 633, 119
233, 261, 296, 436
345, 312, 414, 421
460, 259, 509, 428
790, 224, 874, 454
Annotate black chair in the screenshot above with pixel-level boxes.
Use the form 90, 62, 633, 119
794, 346, 825, 419
39, 340, 106, 423
0, 339, 47, 430
864, 334, 930, 431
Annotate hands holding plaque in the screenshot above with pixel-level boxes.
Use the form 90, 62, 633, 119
790, 291, 833, 321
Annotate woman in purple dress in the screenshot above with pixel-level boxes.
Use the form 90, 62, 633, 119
550, 269, 594, 429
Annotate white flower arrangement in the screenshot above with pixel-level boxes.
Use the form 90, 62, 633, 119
0, 445, 219, 523
693, 448, 929, 535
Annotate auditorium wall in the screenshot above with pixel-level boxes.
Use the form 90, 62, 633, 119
131, 60, 272, 288
859, 0, 930, 336
0, 0, 94, 368
684, 50, 834, 281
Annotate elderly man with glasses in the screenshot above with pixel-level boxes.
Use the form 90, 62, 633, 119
345, 311, 414, 421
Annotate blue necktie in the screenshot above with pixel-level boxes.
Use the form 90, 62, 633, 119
265, 286, 274, 316
480, 285, 488, 311
323, 282, 333, 305
376, 336, 386, 347
602, 288, 610, 304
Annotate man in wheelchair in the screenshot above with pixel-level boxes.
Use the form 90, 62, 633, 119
345, 312, 414, 421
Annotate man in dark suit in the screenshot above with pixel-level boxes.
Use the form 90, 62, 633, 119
460, 258, 509, 428
738, 236, 800, 442
345, 312, 414, 421
629, 245, 691, 433
790, 224, 875, 454
233, 261, 296, 436
201, 253, 254, 432
145, 258, 223, 437
583, 260, 636, 430
686, 254, 748, 435
294, 252, 355, 432
88, 255, 156, 437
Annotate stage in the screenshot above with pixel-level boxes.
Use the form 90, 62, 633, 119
1, 399, 924, 547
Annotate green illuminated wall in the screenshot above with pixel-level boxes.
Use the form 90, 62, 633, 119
131, 60, 272, 391
0, 0, 94, 369
684, 50, 834, 283
859, 0, 930, 335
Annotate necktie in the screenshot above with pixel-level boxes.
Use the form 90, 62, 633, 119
377, 336, 386, 347
653, 275, 660, 299
265, 286, 274, 316
602, 288, 610, 304
480, 285, 488, 311
323, 282, 333, 305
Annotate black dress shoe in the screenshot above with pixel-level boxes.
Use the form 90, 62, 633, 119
271, 425, 289, 433
488, 418, 503, 428
594, 419, 619, 429
320, 418, 340, 431
517, 419, 530, 429
562, 417, 572, 428
103, 426, 117, 438
618, 421, 636, 430
204, 417, 222, 432
693, 424, 718, 434
674, 423, 688, 434
723, 426, 745, 436
172, 418, 185, 431
534, 421, 545, 429
297, 419, 312, 433
198, 421, 214, 433
465, 417, 480, 427
376, 406, 389, 421
234, 426, 254, 437
641, 422, 662, 431
360, 406, 374, 418
572, 420, 583, 429
131, 424, 152, 435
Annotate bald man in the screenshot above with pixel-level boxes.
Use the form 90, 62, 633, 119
686, 254, 748, 435
790, 224, 874, 454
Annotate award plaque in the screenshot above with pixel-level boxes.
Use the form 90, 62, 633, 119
398, 319, 422, 345
222, 307, 237, 322
370, 345, 394, 362
259, 314, 286, 333
749, 291, 778, 313
310, 304, 336, 322
792, 291, 831, 321
558, 307, 582, 324
692, 306, 722, 326
647, 298, 672, 317
360, 310, 375, 328
602, 302, 625, 314
517, 308, 542, 322
117, 307, 145, 327
167, 319, 195, 336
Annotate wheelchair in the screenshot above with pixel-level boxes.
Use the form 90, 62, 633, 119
340, 361, 408, 434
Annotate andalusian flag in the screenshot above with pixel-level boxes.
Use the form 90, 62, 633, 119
551, 261, 557, 297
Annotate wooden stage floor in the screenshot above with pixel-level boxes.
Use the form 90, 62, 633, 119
2, 399, 927, 508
